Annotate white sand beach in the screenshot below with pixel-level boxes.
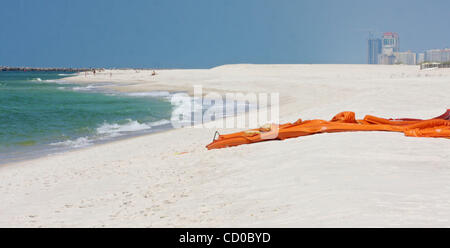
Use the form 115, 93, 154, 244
1, 64, 450, 227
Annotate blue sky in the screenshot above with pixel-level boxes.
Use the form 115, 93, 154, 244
1, 0, 449, 68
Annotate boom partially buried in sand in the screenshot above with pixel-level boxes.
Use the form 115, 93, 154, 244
206, 110, 450, 150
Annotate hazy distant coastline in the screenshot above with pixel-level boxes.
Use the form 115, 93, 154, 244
0, 66, 93, 72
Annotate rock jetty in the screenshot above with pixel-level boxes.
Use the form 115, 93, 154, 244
0, 66, 95, 72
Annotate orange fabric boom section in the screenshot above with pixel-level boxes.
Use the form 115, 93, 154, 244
206, 110, 450, 150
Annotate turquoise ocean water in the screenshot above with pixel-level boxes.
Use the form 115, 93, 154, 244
0, 71, 174, 164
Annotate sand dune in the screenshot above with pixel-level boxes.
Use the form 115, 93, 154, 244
1, 64, 450, 227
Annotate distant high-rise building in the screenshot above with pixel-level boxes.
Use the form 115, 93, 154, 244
382, 32, 400, 55
425, 49, 442, 62
443, 49, 450, 62
368, 38, 382, 64
417, 53, 425, 64
378, 54, 396, 65
425, 48, 450, 63
378, 32, 400, 65
395, 51, 416, 65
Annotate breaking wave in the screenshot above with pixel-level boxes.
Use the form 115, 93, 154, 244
148, 119, 171, 127
50, 119, 172, 149
125, 91, 171, 99
72, 85, 96, 91
50, 137, 92, 148
96, 119, 153, 137
43, 79, 63, 83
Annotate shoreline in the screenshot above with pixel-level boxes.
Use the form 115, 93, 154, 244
1, 64, 450, 227
0, 122, 175, 168
0, 125, 178, 170
1, 72, 261, 166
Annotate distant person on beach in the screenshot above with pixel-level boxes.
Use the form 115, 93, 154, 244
152, 70, 156, 76
110, 72, 112, 78
93, 69, 96, 76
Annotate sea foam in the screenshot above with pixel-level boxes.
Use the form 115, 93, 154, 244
96, 119, 153, 137
125, 91, 171, 99
72, 85, 96, 91
50, 137, 92, 148
49, 119, 171, 149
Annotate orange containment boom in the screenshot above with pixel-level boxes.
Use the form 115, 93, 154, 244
206, 109, 450, 150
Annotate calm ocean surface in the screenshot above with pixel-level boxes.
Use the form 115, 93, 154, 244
0, 71, 174, 163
